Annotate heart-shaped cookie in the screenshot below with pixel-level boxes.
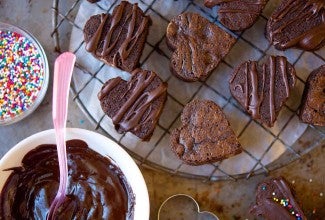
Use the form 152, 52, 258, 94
299, 65, 325, 126
158, 194, 219, 220
83, 1, 151, 72
166, 12, 236, 82
98, 69, 167, 141
229, 56, 296, 127
204, 0, 269, 31
170, 99, 242, 165
250, 177, 307, 219
266, 0, 325, 51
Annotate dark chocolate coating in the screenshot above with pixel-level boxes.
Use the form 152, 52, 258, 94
170, 99, 242, 165
83, 1, 151, 72
166, 12, 236, 82
250, 177, 307, 220
0, 140, 134, 220
98, 69, 167, 141
204, 0, 269, 31
87, 0, 100, 3
299, 65, 325, 126
266, 0, 325, 51
229, 56, 296, 127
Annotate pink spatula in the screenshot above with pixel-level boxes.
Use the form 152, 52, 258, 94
47, 52, 76, 220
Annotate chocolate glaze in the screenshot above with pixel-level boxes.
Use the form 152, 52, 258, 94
250, 177, 307, 220
98, 69, 167, 140
229, 56, 295, 127
267, 0, 325, 51
0, 140, 135, 220
84, 1, 151, 72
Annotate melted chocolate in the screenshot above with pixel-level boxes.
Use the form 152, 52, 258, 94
250, 177, 307, 220
85, 1, 150, 70
0, 140, 135, 220
268, 0, 325, 51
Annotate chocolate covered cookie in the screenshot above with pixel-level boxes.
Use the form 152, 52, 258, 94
98, 69, 167, 141
83, 1, 151, 72
170, 100, 242, 165
204, 0, 269, 31
267, 0, 325, 51
299, 65, 325, 126
166, 12, 236, 82
250, 177, 307, 220
229, 56, 296, 127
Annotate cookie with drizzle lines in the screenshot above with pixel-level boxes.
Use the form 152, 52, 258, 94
83, 1, 151, 72
229, 56, 296, 127
204, 0, 269, 31
267, 0, 325, 51
98, 69, 167, 141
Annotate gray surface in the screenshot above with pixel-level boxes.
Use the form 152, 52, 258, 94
0, 0, 94, 157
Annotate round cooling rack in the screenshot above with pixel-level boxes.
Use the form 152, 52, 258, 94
52, 0, 325, 181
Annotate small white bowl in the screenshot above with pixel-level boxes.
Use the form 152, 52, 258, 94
0, 128, 149, 220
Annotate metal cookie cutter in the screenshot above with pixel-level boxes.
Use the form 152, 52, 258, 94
158, 194, 220, 220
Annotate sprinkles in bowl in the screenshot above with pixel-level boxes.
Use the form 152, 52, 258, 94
0, 23, 49, 125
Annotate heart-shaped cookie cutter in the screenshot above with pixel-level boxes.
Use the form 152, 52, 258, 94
158, 194, 219, 220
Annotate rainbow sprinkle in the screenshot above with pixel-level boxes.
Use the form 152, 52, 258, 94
271, 193, 303, 220
0, 30, 44, 121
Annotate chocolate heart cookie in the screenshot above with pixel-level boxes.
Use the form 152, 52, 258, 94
204, 0, 269, 31
166, 12, 236, 82
83, 1, 151, 72
250, 177, 307, 220
170, 99, 242, 165
266, 0, 325, 51
299, 65, 325, 126
98, 69, 167, 141
229, 56, 296, 127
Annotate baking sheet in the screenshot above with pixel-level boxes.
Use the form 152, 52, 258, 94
69, 0, 325, 178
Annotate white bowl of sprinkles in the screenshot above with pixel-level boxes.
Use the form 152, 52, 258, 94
0, 22, 49, 125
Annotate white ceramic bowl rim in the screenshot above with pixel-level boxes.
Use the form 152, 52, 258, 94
0, 128, 149, 220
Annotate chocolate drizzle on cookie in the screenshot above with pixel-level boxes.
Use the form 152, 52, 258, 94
267, 0, 325, 51
83, 1, 151, 72
229, 56, 296, 127
204, 0, 268, 31
250, 177, 307, 220
98, 69, 167, 141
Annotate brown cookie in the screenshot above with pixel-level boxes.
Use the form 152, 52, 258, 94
166, 12, 236, 82
229, 56, 296, 127
266, 0, 325, 51
204, 0, 269, 31
170, 99, 242, 165
83, 1, 151, 72
98, 69, 167, 141
299, 65, 325, 126
250, 177, 307, 220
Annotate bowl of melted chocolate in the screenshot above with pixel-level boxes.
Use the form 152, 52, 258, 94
0, 128, 149, 220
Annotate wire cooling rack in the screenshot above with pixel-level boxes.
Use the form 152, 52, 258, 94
52, 0, 325, 181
